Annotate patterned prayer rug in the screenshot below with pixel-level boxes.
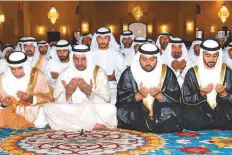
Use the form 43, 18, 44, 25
0, 127, 231, 155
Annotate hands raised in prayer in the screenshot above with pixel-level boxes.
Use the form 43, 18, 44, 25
50, 72, 59, 79
149, 84, 163, 102
171, 60, 179, 72
215, 84, 227, 97
178, 60, 186, 73
200, 84, 214, 96
135, 83, 148, 102
0, 96, 12, 107
171, 59, 186, 72
136, 83, 163, 102
77, 78, 93, 96
139, 83, 149, 98
63, 78, 79, 99
63, 78, 93, 100
107, 70, 116, 81
17, 91, 33, 103
149, 84, 161, 97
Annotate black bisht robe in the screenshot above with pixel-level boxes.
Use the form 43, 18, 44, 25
116, 64, 184, 133
181, 64, 232, 130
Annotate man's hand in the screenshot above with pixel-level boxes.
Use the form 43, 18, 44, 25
17, 91, 33, 103
215, 84, 227, 97
62, 78, 79, 100
135, 83, 149, 101
200, 84, 214, 96
1, 96, 12, 107
149, 85, 163, 102
51, 72, 59, 79
178, 59, 186, 72
77, 78, 93, 96
107, 70, 116, 81
171, 60, 179, 71
149, 84, 161, 98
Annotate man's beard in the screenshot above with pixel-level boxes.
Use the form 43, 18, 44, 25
142, 65, 156, 72
204, 59, 217, 68
26, 50, 34, 57
75, 64, 87, 71
194, 50, 200, 56
172, 53, 181, 59
59, 55, 69, 62
98, 43, 109, 49
123, 42, 132, 48
40, 50, 47, 55
140, 61, 156, 72
205, 61, 217, 68
161, 42, 168, 50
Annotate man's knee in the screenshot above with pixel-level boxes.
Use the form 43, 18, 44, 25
106, 104, 117, 115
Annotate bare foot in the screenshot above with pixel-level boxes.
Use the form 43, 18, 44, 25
93, 123, 107, 130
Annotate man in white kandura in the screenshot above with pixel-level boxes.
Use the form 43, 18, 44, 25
132, 36, 148, 54
91, 27, 126, 104
44, 44, 117, 131
45, 40, 71, 87
0, 51, 53, 129
156, 32, 172, 55
223, 42, 232, 68
37, 40, 51, 60
189, 38, 203, 66
21, 37, 48, 72
0, 45, 14, 74
79, 33, 93, 47
120, 30, 135, 66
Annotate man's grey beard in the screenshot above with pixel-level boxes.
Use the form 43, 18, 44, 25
161, 43, 168, 50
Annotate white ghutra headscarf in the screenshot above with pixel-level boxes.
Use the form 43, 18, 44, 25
91, 27, 119, 51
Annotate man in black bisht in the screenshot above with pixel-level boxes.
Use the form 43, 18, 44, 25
116, 43, 184, 133
181, 39, 232, 130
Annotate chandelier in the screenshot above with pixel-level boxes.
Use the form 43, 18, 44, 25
132, 5, 143, 21
218, 4, 230, 23
48, 7, 59, 24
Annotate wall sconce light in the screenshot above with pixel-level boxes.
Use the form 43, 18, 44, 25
123, 24, 128, 31
160, 25, 168, 33
48, 7, 59, 24
37, 26, 45, 35
0, 14, 5, 23
147, 24, 153, 34
218, 4, 230, 23
186, 21, 194, 32
81, 22, 89, 33
108, 25, 115, 34
0, 2, 4, 23
209, 25, 216, 33
60, 26, 67, 35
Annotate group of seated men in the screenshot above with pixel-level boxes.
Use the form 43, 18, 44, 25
0, 27, 232, 133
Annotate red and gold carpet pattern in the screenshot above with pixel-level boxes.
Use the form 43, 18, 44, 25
0, 128, 231, 154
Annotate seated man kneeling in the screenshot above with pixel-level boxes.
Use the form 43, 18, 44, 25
116, 43, 184, 133
0, 51, 53, 129
181, 39, 232, 130
44, 45, 117, 131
